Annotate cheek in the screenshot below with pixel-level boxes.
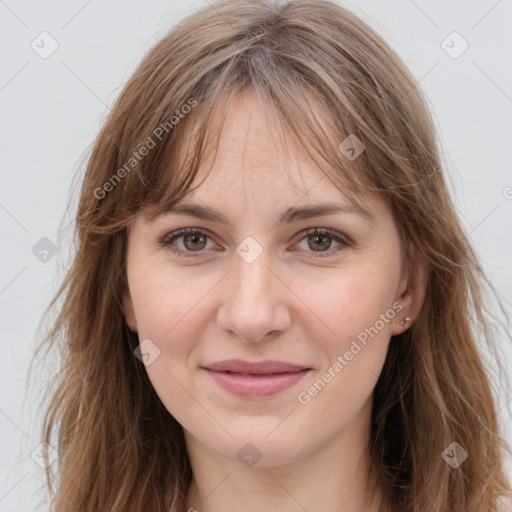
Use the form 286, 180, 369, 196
296, 259, 399, 404
130, 289, 202, 425
127, 263, 216, 416
129, 256, 211, 340
301, 262, 399, 344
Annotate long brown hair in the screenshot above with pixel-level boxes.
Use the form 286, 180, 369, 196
34, 0, 511, 510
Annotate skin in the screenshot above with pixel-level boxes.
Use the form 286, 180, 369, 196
123, 90, 426, 512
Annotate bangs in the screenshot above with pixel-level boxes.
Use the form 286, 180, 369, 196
131, 79, 376, 224
91, 3, 422, 234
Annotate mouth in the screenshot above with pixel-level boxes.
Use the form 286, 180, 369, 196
201, 360, 312, 397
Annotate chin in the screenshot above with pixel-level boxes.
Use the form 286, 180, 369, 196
228, 437, 307, 468
195, 418, 312, 468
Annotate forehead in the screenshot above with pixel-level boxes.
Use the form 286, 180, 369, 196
184, 89, 354, 203
141, 86, 377, 225
164, 101, 379, 228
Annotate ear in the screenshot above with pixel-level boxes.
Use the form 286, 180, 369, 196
122, 291, 138, 333
391, 248, 429, 335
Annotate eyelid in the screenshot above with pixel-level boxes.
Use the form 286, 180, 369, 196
296, 227, 352, 246
291, 227, 352, 258
159, 227, 219, 255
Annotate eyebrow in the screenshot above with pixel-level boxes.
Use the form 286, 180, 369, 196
163, 201, 375, 225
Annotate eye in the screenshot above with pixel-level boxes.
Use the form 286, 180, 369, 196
160, 228, 217, 257
293, 228, 351, 257
160, 227, 351, 258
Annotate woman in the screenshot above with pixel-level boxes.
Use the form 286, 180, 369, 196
36, 0, 511, 510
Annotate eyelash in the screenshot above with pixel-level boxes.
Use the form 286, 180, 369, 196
159, 227, 352, 258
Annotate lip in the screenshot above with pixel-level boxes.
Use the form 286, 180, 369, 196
203, 359, 309, 374
201, 359, 311, 397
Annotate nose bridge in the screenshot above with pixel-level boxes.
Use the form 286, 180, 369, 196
217, 244, 290, 342
232, 245, 277, 313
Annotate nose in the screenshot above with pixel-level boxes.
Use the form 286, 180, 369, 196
216, 249, 291, 343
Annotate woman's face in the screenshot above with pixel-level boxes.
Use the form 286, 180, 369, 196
123, 91, 419, 467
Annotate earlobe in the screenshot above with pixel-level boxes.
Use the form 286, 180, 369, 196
122, 292, 138, 333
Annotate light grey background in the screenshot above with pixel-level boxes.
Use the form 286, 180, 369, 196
1, 1, 511, 510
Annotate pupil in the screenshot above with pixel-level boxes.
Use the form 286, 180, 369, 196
310, 235, 330, 251
185, 233, 206, 250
